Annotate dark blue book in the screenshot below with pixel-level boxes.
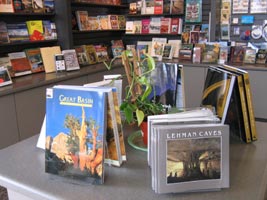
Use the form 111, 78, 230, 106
45, 86, 107, 185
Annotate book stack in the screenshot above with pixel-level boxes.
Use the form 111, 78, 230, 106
201, 65, 257, 143
148, 108, 230, 194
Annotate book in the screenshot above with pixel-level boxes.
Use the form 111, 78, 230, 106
21, 0, 33, 12
133, 20, 142, 34
202, 43, 220, 63
181, 31, 190, 44
201, 66, 236, 124
24, 48, 44, 73
163, 0, 171, 14
74, 45, 90, 66
85, 45, 98, 64
149, 17, 161, 34
62, 49, 80, 71
151, 122, 229, 194
32, 0, 44, 13
98, 15, 109, 30
40, 46, 61, 73
87, 16, 100, 31
141, 18, 150, 34
192, 46, 201, 63
117, 15, 126, 30
42, 20, 57, 40
162, 44, 173, 59
111, 39, 125, 57
94, 45, 109, 62
0, 1, 14, 13
243, 48, 256, 64
0, 57, 12, 72
45, 86, 107, 184
154, 0, 163, 14
84, 81, 127, 165
168, 39, 181, 58
108, 15, 119, 30
6, 22, 29, 43
185, 0, 202, 23
44, 0, 54, 13
255, 49, 267, 64
129, 2, 137, 14
170, 18, 179, 34
221, 64, 257, 142
145, 0, 154, 14
151, 37, 167, 60
76, 10, 89, 31
0, 66, 12, 87
0, 21, 9, 44
160, 18, 171, 34
190, 31, 199, 44
170, 0, 184, 14
125, 21, 134, 34
178, 44, 193, 62
26, 20, 44, 41
230, 46, 245, 64
136, 41, 151, 60
8, 51, 32, 77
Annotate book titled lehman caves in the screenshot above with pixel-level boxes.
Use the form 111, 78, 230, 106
45, 86, 107, 184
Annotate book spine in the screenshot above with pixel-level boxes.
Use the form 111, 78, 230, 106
243, 73, 257, 141
237, 76, 252, 143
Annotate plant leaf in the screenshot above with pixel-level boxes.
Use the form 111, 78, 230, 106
136, 109, 145, 126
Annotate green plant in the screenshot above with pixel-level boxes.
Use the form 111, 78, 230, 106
104, 49, 165, 126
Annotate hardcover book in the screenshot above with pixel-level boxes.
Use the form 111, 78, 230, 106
76, 10, 89, 31
8, 51, 32, 77
24, 48, 44, 73
152, 123, 229, 194
201, 66, 236, 124
160, 18, 171, 34
170, 18, 179, 34
85, 45, 98, 64
62, 49, 80, 71
45, 86, 107, 184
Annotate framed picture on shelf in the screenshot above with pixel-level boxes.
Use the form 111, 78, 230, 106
0, 67, 12, 87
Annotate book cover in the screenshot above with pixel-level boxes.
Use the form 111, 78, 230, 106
170, 18, 179, 34
185, 0, 202, 23
178, 44, 193, 62
75, 45, 90, 66
149, 17, 161, 34
108, 15, 119, 30
40, 46, 61, 73
94, 45, 109, 62
151, 37, 167, 60
136, 41, 151, 60
7, 22, 29, 43
87, 16, 100, 31
201, 66, 236, 124
76, 10, 89, 31
22, 0, 33, 12
243, 48, 256, 64
153, 123, 229, 194
160, 18, 171, 34
32, 0, 44, 13
125, 21, 134, 34
45, 86, 107, 184
162, 44, 173, 59
98, 15, 109, 30
141, 18, 150, 34
44, 0, 54, 13
0, 66, 12, 87
230, 46, 245, 64
170, 0, 184, 14
190, 31, 199, 44
62, 49, 80, 71
255, 49, 267, 64
133, 20, 142, 34
145, 0, 154, 14
201, 43, 220, 63
117, 15, 126, 30
26, 20, 44, 41
154, 0, 163, 14
129, 2, 137, 14
0, 21, 9, 44
181, 31, 190, 44
42, 20, 57, 40
8, 51, 32, 77
0, 1, 14, 13
24, 48, 44, 73
85, 45, 98, 64
163, 0, 171, 14
111, 39, 125, 57
168, 39, 181, 58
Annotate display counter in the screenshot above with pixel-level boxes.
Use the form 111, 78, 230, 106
0, 122, 267, 200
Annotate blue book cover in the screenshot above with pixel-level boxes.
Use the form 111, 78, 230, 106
45, 86, 107, 184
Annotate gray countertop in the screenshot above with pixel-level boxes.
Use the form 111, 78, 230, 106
0, 122, 267, 200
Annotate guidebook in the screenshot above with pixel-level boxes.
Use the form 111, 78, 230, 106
45, 85, 107, 184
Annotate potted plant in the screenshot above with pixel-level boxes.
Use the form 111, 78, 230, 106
104, 49, 166, 142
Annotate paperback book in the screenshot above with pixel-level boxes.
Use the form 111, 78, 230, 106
62, 49, 80, 71
8, 51, 32, 77
45, 86, 107, 184
24, 48, 44, 73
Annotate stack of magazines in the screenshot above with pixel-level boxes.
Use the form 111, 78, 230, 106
147, 108, 230, 194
